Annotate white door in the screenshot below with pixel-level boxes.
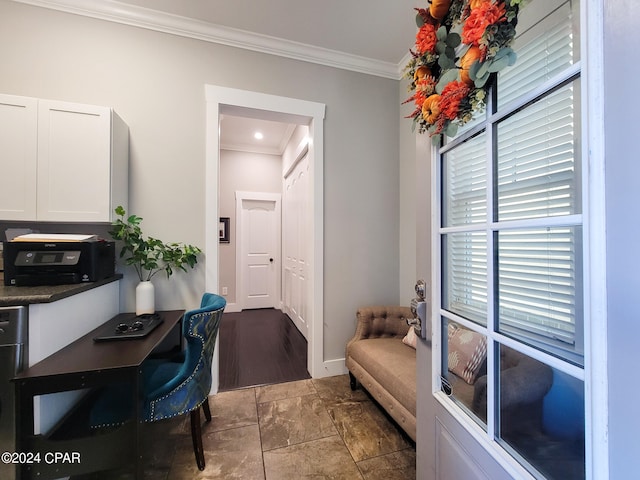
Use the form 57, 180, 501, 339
283, 153, 309, 339
237, 192, 281, 310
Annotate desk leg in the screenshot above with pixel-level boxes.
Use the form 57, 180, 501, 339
14, 381, 34, 480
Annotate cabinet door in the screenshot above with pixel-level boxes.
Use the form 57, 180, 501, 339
0, 94, 38, 220
37, 100, 112, 222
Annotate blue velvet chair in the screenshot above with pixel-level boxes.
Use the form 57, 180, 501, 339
91, 293, 226, 470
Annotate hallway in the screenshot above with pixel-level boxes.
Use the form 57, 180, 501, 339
218, 308, 310, 391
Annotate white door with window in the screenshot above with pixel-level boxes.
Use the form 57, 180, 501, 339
420, 1, 593, 479
237, 192, 281, 310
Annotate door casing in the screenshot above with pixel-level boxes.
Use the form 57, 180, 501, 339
205, 84, 326, 392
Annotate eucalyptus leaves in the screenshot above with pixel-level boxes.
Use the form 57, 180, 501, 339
404, 0, 522, 142
109, 206, 201, 281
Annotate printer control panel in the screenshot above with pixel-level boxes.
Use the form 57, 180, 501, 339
14, 250, 81, 266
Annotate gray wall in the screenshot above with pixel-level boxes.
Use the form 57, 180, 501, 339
399, 75, 418, 304
0, 0, 400, 366
604, 0, 640, 476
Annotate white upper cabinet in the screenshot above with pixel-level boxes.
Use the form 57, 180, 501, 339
0, 94, 38, 220
0, 94, 128, 222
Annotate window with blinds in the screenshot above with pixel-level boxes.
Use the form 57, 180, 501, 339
443, 231, 488, 325
443, 132, 487, 227
498, 0, 579, 108
496, 77, 583, 363
440, 1, 583, 363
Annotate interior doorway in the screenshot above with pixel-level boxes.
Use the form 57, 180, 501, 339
205, 85, 325, 392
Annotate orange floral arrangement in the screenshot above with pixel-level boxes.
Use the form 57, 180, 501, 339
404, 0, 523, 142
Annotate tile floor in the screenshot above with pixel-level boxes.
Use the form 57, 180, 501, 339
78, 375, 415, 479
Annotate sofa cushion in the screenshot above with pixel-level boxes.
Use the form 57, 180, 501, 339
348, 338, 416, 416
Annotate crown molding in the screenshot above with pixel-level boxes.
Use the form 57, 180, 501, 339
13, 0, 406, 80
220, 144, 284, 156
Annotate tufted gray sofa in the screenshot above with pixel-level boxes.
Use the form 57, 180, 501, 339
345, 305, 416, 441
346, 305, 555, 442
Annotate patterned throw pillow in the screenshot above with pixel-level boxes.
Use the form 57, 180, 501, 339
447, 324, 487, 385
402, 326, 417, 349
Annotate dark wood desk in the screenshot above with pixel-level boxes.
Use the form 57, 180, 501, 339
13, 310, 184, 480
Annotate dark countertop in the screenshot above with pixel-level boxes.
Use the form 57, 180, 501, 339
0, 275, 122, 307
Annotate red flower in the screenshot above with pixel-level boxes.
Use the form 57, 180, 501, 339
439, 81, 471, 120
402, 88, 428, 110
415, 23, 437, 54
462, 0, 506, 49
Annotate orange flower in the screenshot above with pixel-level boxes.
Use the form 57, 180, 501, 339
462, 0, 506, 48
415, 23, 438, 54
411, 88, 428, 109
439, 81, 471, 120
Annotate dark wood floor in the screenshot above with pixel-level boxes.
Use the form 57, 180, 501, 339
218, 308, 310, 391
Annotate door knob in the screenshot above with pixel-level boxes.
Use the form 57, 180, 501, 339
269, 258, 274, 262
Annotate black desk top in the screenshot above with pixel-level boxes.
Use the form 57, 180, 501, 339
14, 310, 184, 380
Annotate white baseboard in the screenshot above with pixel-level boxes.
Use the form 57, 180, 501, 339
224, 302, 241, 313
318, 358, 348, 378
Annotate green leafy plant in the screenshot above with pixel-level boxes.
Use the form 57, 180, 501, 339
109, 206, 201, 281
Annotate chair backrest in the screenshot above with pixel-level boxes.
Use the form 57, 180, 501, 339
146, 293, 226, 421
181, 292, 226, 394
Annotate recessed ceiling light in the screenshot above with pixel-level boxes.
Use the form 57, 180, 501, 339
254, 132, 264, 140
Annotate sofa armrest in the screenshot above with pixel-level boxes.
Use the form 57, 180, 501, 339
472, 354, 553, 413
347, 306, 413, 348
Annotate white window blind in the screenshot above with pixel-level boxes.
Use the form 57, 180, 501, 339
497, 227, 579, 348
497, 83, 577, 221
443, 133, 487, 227
443, 232, 488, 325
498, 4, 576, 108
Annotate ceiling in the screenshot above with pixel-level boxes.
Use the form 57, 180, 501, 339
109, 0, 422, 66
15, 0, 423, 151
220, 114, 297, 156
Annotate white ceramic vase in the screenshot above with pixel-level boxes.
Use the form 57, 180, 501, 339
136, 280, 155, 316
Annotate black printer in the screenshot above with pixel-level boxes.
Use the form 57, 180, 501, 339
3, 240, 115, 286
